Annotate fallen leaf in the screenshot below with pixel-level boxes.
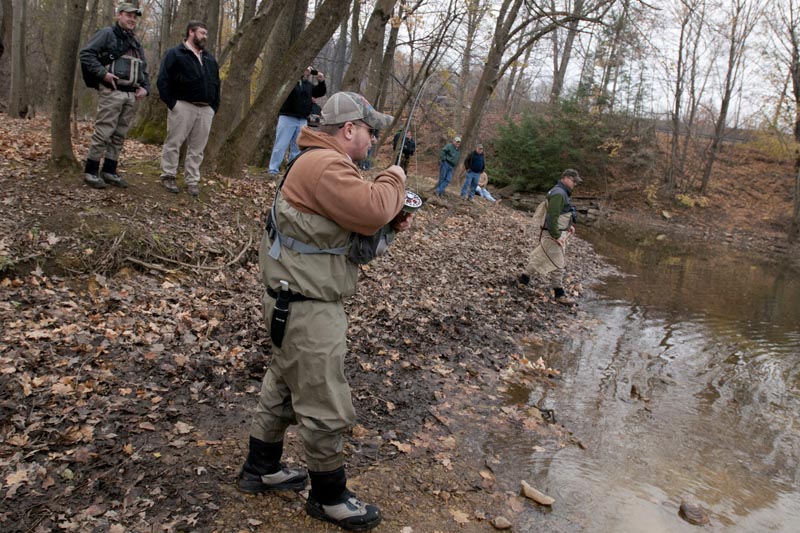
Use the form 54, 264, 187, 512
174, 421, 193, 434
450, 509, 470, 524
520, 480, 555, 505
390, 440, 413, 453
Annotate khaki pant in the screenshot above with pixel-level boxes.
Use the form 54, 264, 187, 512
160, 100, 214, 186
87, 88, 137, 163
250, 293, 355, 472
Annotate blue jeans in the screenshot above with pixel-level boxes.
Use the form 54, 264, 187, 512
461, 170, 480, 199
268, 115, 307, 174
435, 162, 454, 195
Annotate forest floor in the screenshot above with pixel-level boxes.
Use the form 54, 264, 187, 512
0, 118, 797, 532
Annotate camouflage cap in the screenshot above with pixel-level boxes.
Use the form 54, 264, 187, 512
320, 92, 392, 130
562, 168, 583, 183
118, 3, 142, 16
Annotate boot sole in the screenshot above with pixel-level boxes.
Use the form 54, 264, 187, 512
305, 500, 382, 531
237, 478, 307, 494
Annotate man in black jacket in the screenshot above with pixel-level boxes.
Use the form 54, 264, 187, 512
157, 21, 221, 197
392, 129, 416, 173
267, 67, 327, 176
79, 2, 149, 189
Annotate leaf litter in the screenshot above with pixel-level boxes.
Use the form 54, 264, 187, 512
0, 117, 612, 532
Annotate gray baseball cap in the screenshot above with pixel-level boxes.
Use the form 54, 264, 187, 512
117, 3, 143, 16
562, 168, 583, 183
320, 92, 392, 130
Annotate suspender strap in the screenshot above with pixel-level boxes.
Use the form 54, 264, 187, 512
266, 148, 350, 260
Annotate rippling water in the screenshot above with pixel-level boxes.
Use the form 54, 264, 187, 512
494, 228, 800, 532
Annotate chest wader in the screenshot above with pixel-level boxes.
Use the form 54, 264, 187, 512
264, 149, 395, 347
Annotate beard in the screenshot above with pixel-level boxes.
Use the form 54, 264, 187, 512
192, 35, 207, 50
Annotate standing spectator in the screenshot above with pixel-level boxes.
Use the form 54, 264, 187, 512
434, 136, 461, 196
237, 92, 413, 531
79, 3, 149, 189
157, 21, 221, 197
519, 168, 583, 306
460, 143, 485, 201
392, 129, 416, 173
267, 67, 327, 177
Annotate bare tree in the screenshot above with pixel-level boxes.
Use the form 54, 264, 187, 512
774, 0, 800, 242
550, 0, 585, 103
51, 0, 89, 167
699, 0, 762, 194
455, 0, 489, 132
666, 0, 701, 193
204, 0, 291, 160
340, 0, 398, 93
455, 0, 615, 173
209, 0, 351, 178
8, 0, 28, 117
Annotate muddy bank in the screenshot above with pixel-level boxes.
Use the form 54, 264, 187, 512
0, 145, 613, 531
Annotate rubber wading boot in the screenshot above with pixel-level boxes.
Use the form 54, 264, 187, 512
554, 287, 576, 307
306, 467, 381, 531
84, 173, 107, 189
101, 172, 129, 188
237, 436, 307, 493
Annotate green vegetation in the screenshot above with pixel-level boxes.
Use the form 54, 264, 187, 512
492, 101, 631, 191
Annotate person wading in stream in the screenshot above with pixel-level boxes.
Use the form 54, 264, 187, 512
519, 168, 582, 306
236, 92, 414, 531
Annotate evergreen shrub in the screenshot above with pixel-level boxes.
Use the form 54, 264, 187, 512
492, 101, 615, 191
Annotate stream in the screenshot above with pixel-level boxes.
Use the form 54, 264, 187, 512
490, 227, 800, 532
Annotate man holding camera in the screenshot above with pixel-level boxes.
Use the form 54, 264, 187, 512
267, 67, 327, 177
79, 2, 149, 189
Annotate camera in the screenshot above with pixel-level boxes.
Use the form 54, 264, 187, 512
309, 67, 319, 76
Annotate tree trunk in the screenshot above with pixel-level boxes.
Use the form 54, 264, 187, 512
204, 0, 290, 161
700, 0, 757, 194
8, 0, 28, 118
351, 0, 360, 52
340, 0, 397, 93
330, 16, 349, 92
364, 21, 386, 102
375, 12, 400, 109
211, 0, 351, 178
253, 1, 308, 164
504, 42, 533, 117
0, 0, 13, 103
51, 0, 89, 167
458, 1, 486, 132
550, 0, 584, 103
158, 0, 173, 60
667, 2, 691, 194
203, 0, 221, 54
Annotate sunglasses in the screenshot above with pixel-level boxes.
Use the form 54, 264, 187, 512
353, 121, 377, 138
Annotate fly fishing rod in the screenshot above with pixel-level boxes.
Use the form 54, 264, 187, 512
395, 74, 432, 167
395, 73, 432, 213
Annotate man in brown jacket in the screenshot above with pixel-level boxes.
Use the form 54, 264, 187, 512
237, 92, 413, 532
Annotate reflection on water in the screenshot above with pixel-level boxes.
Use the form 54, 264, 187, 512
493, 228, 800, 532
